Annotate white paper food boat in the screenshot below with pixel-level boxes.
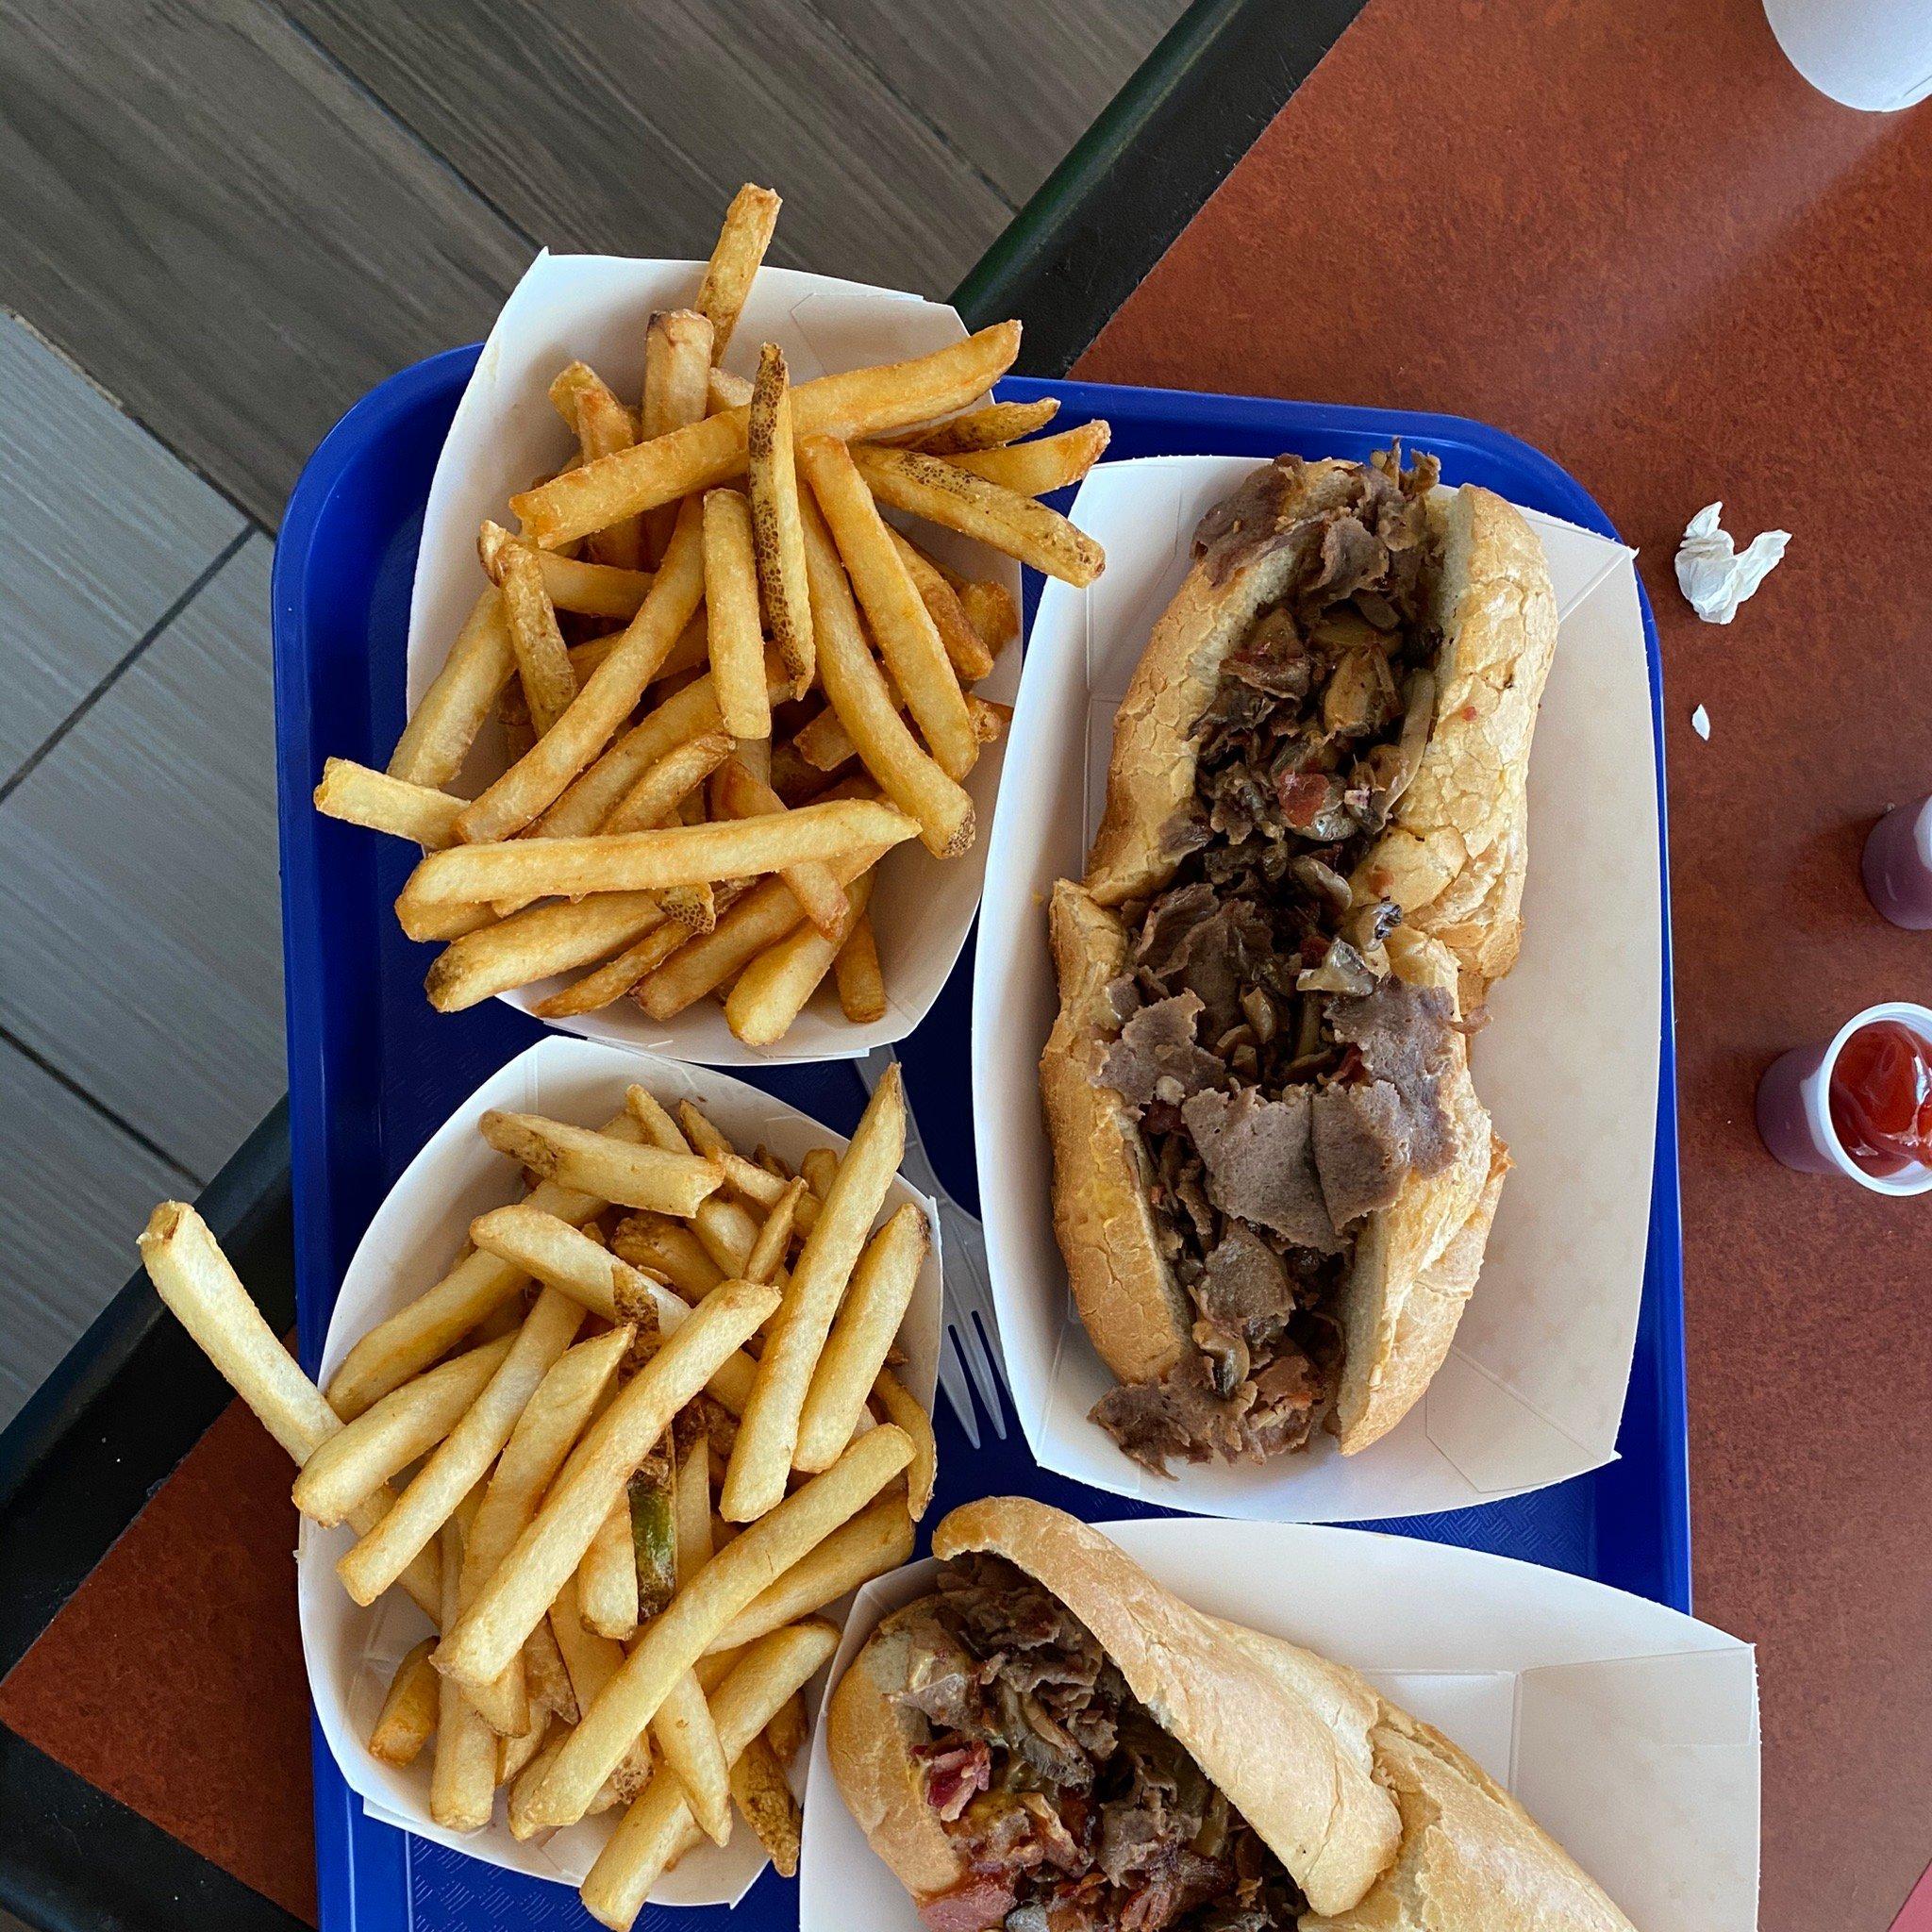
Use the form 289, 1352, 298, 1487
974, 455, 1662, 1521
296, 1036, 942, 1901
408, 253, 1023, 1064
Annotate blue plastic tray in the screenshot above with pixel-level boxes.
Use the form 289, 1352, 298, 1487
273, 351, 1687, 1932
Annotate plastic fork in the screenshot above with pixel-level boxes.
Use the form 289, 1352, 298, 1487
858, 1045, 1009, 1447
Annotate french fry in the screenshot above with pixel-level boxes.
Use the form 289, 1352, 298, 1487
799, 492, 974, 858
832, 912, 887, 1024
706, 1491, 914, 1655
431, 1507, 498, 1832
435, 1279, 780, 1691
325, 1113, 643, 1418
883, 395, 1060, 455
942, 418, 1110, 496
469, 1204, 660, 1323
706, 1144, 817, 1225
549, 359, 627, 439
712, 757, 850, 941
462, 1325, 631, 1735
799, 435, 974, 777
550, 1578, 653, 1801
425, 893, 667, 1013
476, 1112, 722, 1217
724, 869, 874, 1046
627, 1093, 769, 1284
633, 843, 883, 1020
410, 797, 915, 906
747, 343, 814, 691
765, 1692, 807, 1769
729, 1734, 801, 1876
524, 1617, 579, 1724
701, 489, 769, 741
553, 364, 645, 570
641, 308, 714, 559
291, 1334, 514, 1527
579, 1621, 836, 1931
369, 1639, 440, 1766
498, 541, 579, 734
721, 1067, 905, 1520
707, 365, 753, 413
394, 889, 498, 943
138, 1203, 441, 1618
800, 1148, 839, 1200
674, 1413, 712, 1585
958, 575, 1019, 652
608, 1274, 760, 1418
694, 184, 780, 362
508, 324, 1024, 548
389, 587, 514, 787
886, 527, 996, 682
481, 521, 653, 620
314, 759, 464, 850
794, 1202, 925, 1468
599, 730, 737, 841
873, 1365, 937, 1519
531, 919, 692, 1019
338, 1287, 586, 1607
455, 495, 708, 844
521, 1428, 909, 1829
651, 1669, 733, 1846
499, 1711, 553, 1787
612, 1213, 725, 1299
742, 1178, 806, 1286
853, 441, 1105, 586
579, 1498, 641, 1641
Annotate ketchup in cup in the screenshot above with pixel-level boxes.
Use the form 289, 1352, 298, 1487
1827, 1020, 1932, 1175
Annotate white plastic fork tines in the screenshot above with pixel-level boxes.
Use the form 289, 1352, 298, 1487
858, 1046, 1009, 1447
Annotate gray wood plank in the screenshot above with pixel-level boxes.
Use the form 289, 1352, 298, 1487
807, 0, 1191, 207
0, 0, 533, 526
0, 312, 247, 790
280, 0, 1011, 296
0, 1038, 192, 1430
0, 535, 284, 1181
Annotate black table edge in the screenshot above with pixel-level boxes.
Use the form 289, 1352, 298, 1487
0, 3, 1357, 1923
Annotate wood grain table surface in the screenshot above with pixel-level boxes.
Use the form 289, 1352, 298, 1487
6, 3, 1931, 1929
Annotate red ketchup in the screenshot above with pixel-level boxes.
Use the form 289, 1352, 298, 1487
1827, 1020, 1932, 1175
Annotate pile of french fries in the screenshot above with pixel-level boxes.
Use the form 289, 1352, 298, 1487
138, 1069, 935, 1926
314, 184, 1110, 1044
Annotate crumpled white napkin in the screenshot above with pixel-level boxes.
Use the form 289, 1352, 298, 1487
1674, 503, 1790, 624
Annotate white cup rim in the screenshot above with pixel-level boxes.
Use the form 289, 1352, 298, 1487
1809, 1001, 1932, 1196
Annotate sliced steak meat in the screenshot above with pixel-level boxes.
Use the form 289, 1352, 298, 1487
1180, 1087, 1341, 1254
1310, 1078, 1410, 1227
1327, 976, 1457, 1175
918, 1874, 1015, 1932
1193, 1224, 1296, 1344
1152, 900, 1274, 1038
1101, 992, 1223, 1109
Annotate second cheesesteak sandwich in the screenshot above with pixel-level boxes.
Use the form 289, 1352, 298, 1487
1041, 450, 1556, 1473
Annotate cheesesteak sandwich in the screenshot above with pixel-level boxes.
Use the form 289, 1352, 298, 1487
827, 1498, 1634, 1932
1041, 450, 1556, 1473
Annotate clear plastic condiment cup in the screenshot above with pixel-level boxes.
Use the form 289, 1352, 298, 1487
1862, 795, 1932, 929
1756, 999, 1932, 1196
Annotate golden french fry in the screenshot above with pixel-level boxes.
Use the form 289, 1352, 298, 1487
291, 1334, 514, 1527
832, 911, 887, 1024
743, 1178, 807, 1286
748, 343, 814, 692
523, 1428, 908, 1829
794, 1203, 925, 1467
729, 1733, 801, 1877
652, 1669, 734, 1846
138, 1202, 441, 1616
468, 1205, 664, 1323
724, 869, 874, 1046
550, 1577, 653, 1800
525, 1617, 579, 1724
641, 308, 714, 559
531, 919, 692, 1019
549, 360, 625, 437
674, 1416, 712, 1585
872, 1366, 937, 1520
799, 1149, 839, 1199
579, 1621, 837, 1931
721, 1067, 905, 1520
799, 492, 974, 858
425, 892, 667, 1013
706, 1491, 914, 1655
498, 541, 579, 734
394, 889, 497, 943
410, 797, 915, 906
695, 184, 780, 362
799, 436, 974, 777
884, 396, 1060, 455
338, 1288, 586, 1607
369, 1639, 440, 1765
462, 1325, 631, 1735
707, 366, 753, 412
508, 324, 1024, 548
314, 758, 464, 850
579, 1497, 641, 1642
852, 441, 1105, 586
634, 841, 883, 1020
538, 674, 743, 839
499, 1711, 552, 1787
477, 1113, 722, 1218
600, 730, 736, 840
942, 418, 1110, 496
885, 527, 996, 683
958, 575, 1019, 652
481, 521, 654, 619
389, 587, 515, 787
612, 1213, 725, 1299
702, 489, 769, 741
765, 1692, 807, 1769
558, 365, 645, 570
712, 757, 850, 941
431, 1507, 498, 1832
435, 1279, 780, 1690
456, 495, 708, 843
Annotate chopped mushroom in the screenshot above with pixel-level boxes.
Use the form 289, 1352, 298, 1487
1295, 937, 1380, 996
